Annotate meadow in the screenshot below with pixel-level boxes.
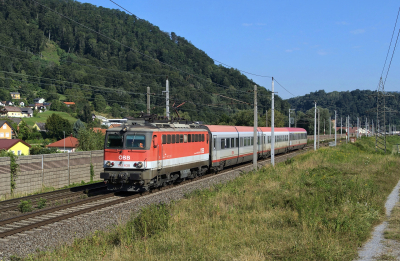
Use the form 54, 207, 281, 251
26, 136, 400, 260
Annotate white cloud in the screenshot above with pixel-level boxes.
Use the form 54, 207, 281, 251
285, 48, 299, 53
351, 29, 365, 34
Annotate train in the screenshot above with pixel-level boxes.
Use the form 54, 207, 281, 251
100, 117, 307, 192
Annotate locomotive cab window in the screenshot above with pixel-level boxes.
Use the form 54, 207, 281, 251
162, 135, 167, 144
125, 134, 146, 149
106, 134, 123, 148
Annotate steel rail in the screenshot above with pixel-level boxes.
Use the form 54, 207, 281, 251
0, 143, 329, 238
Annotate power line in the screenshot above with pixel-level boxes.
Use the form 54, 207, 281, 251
383, 26, 400, 87
380, 7, 400, 80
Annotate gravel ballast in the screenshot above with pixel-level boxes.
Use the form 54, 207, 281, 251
0, 152, 300, 260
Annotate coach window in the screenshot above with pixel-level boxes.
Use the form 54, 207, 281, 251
231, 138, 235, 147
251, 137, 254, 146
172, 134, 175, 144
180, 134, 184, 143
162, 135, 167, 144
192, 134, 195, 142
188, 134, 192, 142
226, 138, 230, 148
184, 134, 188, 143
220, 139, 225, 149
167, 135, 171, 144
176, 134, 180, 143
236, 138, 239, 147
213, 137, 216, 149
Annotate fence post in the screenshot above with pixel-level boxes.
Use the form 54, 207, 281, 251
68, 153, 70, 185
41, 154, 44, 187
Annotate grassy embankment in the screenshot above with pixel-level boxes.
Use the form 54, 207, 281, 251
23, 110, 77, 127
25, 137, 400, 260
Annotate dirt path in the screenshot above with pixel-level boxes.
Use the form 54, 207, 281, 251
356, 180, 400, 260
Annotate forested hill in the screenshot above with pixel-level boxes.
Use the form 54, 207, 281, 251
0, 0, 289, 123
287, 89, 400, 125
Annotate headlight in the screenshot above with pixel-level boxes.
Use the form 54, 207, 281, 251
136, 162, 143, 168
106, 161, 114, 167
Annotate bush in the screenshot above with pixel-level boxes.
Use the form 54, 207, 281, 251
37, 198, 47, 209
18, 200, 33, 213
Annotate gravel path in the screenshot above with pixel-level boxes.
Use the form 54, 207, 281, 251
356, 179, 400, 260
0, 154, 292, 260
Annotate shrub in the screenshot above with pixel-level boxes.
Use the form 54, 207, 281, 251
37, 198, 47, 209
18, 200, 33, 213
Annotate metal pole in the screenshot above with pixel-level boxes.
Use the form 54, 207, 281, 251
314, 102, 316, 151
289, 109, 291, 128
330, 117, 331, 138
318, 108, 320, 149
253, 85, 257, 170
346, 116, 348, 143
166, 77, 170, 120
266, 110, 268, 127
147, 87, 150, 114
365, 117, 367, 137
341, 116, 342, 139
335, 111, 337, 146
63, 131, 65, 152
271, 78, 275, 166
357, 117, 359, 138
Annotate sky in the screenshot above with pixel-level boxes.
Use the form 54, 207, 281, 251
81, 0, 400, 100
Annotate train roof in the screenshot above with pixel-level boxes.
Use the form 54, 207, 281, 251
205, 125, 294, 133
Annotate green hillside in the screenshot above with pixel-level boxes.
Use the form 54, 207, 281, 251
0, 0, 290, 124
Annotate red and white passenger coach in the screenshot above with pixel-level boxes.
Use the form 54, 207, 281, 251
100, 118, 307, 191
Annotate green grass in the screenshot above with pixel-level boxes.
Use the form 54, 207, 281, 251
41, 42, 60, 65
23, 111, 77, 127
24, 137, 400, 260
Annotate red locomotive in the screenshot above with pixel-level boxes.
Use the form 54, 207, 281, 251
100, 118, 307, 191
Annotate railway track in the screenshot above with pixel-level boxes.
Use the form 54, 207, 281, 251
0, 142, 330, 239
0, 182, 107, 216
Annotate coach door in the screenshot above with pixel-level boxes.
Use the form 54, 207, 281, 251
153, 135, 162, 170
212, 135, 218, 162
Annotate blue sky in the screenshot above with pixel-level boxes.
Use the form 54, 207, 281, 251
82, 0, 400, 99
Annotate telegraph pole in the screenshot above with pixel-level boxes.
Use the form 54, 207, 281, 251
329, 117, 331, 138
346, 116, 348, 143
314, 102, 317, 151
289, 109, 295, 128
365, 117, 367, 137
318, 108, 320, 149
266, 110, 268, 127
357, 117, 359, 138
253, 85, 258, 170
341, 116, 342, 140
166, 77, 170, 120
271, 78, 275, 166
147, 87, 150, 114
335, 110, 337, 146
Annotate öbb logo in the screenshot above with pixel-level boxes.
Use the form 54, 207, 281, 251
118, 155, 131, 160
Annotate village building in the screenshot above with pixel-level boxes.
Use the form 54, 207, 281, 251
21, 108, 33, 117
63, 102, 75, 107
0, 139, 31, 155
33, 122, 47, 132
0, 120, 16, 139
10, 92, 20, 99
0, 106, 22, 118
47, 135, 79, 153
33, 98, 45, 104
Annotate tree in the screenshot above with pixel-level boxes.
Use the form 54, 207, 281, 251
111, 103, 121, 118
73, 119, 85, 137
45, 113, 72, 140
17, 121, 31, 141
0, 89, 10, 101
94, 94, 107, 112
78, 103, 92, 123
77, 128, 105, 151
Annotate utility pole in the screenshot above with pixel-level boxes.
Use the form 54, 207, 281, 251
271, 78, 275, 166
289, 109, 295, 128
318, 108, 320, 149
314, 102, 317, 151
344, 116, 349, 143
335, 111, 337, 146
166, 77, 170, 120
253, 85, 258, 170
341, 116, 342, 140
357, 117, 359, 138
329, 117, 331, 138
266, 110, 268, 127
365, 117, 367, 137
147, 87, 150, 114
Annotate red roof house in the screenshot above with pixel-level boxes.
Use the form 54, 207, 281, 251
47, 135, 79, 153
92, 128, 107, 134
63, 102, 75, 107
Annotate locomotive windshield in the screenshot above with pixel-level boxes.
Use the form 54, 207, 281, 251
106, 134, 123, 148
126, 134, 146, 149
